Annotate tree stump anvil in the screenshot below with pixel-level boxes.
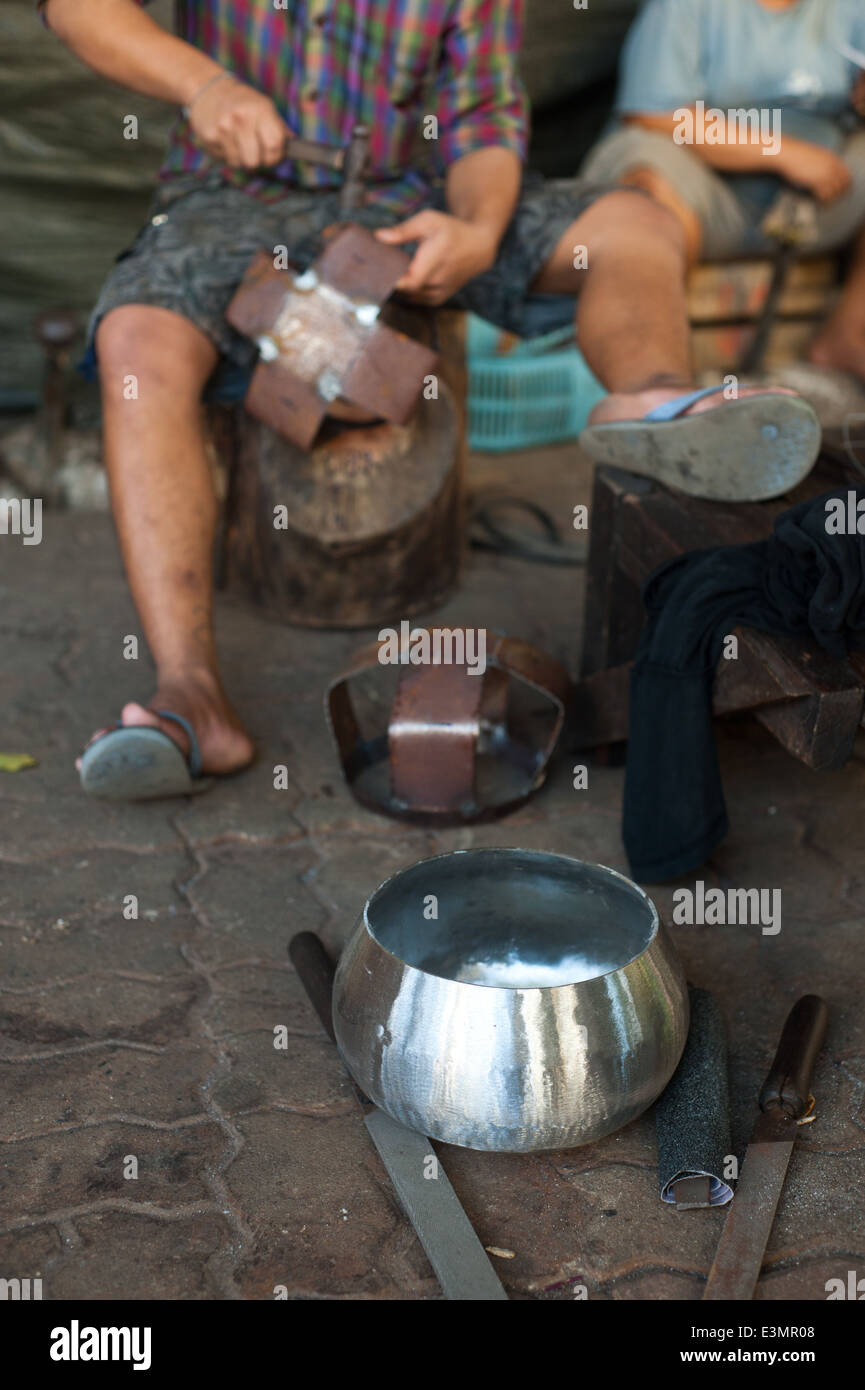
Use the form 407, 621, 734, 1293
226, 224, 439, 450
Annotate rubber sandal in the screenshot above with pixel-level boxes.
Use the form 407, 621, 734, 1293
578, 385, 821, 502
469, 494, 587, 566
79, 709, 214, 801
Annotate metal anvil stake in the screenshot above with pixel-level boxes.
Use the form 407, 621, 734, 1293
226, 224, 439, 449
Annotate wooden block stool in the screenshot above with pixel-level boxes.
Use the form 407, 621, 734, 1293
687, 256, 839, 375
209, 309, 468, 629
575, 456, 865, 771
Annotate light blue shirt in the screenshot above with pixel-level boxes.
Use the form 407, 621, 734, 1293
616, 0, 865, 149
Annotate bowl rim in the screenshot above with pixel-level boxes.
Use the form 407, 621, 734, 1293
359, 846, 661, 992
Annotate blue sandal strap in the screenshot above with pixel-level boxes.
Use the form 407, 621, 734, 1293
644, 384, 729, 422
154, 709, 203, 780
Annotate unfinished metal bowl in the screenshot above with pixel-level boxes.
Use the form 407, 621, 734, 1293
332, 849, 689, 1153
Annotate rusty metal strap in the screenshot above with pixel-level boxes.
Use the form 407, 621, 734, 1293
390, 662, 484, 815
487, 632, 574, 712
316, 225, 408, 304
325, 629, 574, 825
326, 637, 384, 782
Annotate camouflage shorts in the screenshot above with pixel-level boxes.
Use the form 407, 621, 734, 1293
85, 171, 615, 400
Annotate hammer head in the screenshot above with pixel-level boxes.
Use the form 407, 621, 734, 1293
339, 124, 371, 214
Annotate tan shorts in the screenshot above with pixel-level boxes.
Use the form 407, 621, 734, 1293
581, 126, 865, 260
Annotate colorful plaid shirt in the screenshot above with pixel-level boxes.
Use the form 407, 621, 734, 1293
42, 0, 528, 213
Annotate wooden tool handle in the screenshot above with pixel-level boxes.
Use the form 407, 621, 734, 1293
759, 995, 828, 1119
289, 932, 336, 1042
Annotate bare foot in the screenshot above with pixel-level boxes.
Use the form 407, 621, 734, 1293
588, 381, 799, 427
809, 320, 865, 382
77, 668, 255, 776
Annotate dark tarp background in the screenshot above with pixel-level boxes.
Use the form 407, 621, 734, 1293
0, 0, 640, 404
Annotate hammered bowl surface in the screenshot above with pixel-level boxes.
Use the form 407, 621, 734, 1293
332, 848, 689, 1152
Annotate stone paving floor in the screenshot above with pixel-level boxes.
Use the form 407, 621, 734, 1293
1, 441, 864, 1301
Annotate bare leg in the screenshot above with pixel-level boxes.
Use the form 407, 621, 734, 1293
531, 189, 795, 422
809, 221, 865, 381
619, 166, 703, 265
86, 305, 254, 775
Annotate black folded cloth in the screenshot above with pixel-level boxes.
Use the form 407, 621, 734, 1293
624, 489, 865, 882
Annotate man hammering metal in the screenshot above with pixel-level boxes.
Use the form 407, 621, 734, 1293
39, 0, 820, 802
10, 0, 865, 1338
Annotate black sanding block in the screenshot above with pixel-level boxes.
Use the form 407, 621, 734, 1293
656, 986, 734, 1208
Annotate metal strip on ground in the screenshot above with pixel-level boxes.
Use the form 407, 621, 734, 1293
364, 1109, 508, 1301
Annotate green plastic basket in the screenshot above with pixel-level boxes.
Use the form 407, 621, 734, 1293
466, 316, 606, 453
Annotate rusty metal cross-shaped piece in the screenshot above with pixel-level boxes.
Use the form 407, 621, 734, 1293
226, 223, 439, 450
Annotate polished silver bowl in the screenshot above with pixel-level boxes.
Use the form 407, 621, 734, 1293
332, 848, 689, 1152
